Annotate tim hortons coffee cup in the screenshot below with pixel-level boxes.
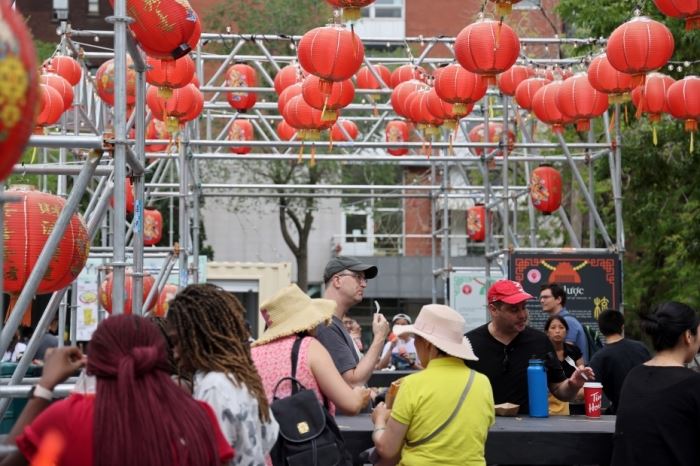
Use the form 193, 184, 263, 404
584, 382, 603, 418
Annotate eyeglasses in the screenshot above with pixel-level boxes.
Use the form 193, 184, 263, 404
335, 272, 367, 285
539, 294, 554, 301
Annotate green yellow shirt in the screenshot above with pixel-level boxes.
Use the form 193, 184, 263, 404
391, 356, 494, 466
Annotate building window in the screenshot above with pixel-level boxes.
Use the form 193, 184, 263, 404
88, 0, 100, 15
361, 0, 404, 19
514, 0, 541, 9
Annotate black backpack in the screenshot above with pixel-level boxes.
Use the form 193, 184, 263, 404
269, 336, 353, 466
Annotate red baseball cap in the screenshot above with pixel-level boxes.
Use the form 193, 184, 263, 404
487, 279, 534, 304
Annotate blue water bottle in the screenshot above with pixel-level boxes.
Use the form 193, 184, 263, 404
527, 359, 549, 418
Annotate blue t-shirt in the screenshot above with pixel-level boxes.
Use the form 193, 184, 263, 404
559, 308, 589, 362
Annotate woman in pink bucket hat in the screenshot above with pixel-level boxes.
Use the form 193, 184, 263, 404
370, 304, 494, 465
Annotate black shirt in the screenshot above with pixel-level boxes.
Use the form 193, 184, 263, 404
559, 342, 583, 379
588, 338, 651, 414
465, 325, 566, 415
612, 366, 700, 466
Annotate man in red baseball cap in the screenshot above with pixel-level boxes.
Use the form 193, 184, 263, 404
465, 279, 594, 415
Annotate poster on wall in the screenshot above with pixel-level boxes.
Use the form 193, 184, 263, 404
509, 252, 622, 332
449, 269, 504, 332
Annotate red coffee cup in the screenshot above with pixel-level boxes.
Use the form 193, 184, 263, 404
583, 382, 603, 418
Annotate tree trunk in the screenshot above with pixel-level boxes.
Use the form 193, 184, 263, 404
296, 248, 309, 291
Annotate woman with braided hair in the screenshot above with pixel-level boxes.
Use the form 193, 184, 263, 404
166, 284, 279, 466
2, 314, 233, 466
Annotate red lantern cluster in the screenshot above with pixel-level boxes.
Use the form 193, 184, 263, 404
391, 80, 430, 119
653, 0, 700, 30
143, 208, 163, 246
631, 73, 675, 123
532, 81, 572, 133
467, 204, 486, 242
99, 269, 155, 315
557, 74, 609, 132
226, 63, 257, 112
40, 73, 73, 111
274, 64, 305, 95
283, 95, 332, 141
147, 83, 203, 132
406, 89, 443, 136
455, 20, 520, 84
43, 55, 82, 86
385, 120, 410, 156
302, 75, 355, 121
146, 55, 195, 99
36, 84, 66, 127
228, 119, 254, 154
530, 165, 562, 215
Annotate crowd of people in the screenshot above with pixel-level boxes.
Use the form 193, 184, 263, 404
1, 255, 698, 466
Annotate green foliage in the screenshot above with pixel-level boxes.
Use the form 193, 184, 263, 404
33, 39, 58, 63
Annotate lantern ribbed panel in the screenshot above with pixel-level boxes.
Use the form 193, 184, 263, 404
391, 80, 430, 118
631, 73, 675, 121
653, 0, 700, 30
145, 119, 171, 153
390, 64, 427, 88
274, 64, 304, 94
606, 17, 675, 77
530, 165, 562, 214
497, 65, 534, 96
468, 123, 514, 157
427, 88, 458, 121
143, 208, 163, 246
276, 120, 297, 140
228, 119, 254, 154
42, 55, 81, 86
587, 54, 634, 96
467, 205, 486, 241
455, 20, 520, 79
666, 76, 700, 131
331, 119, 359, 141
557, 74, 609, 132
95, 58, 136, 107
356, 64, 391, 89
154, 283, 178, 317
302, 75, 355, 111
514, 77, 548, 110
146, 55, 195, 92
386, 120, 410, 156
297, 26, 365, 83
40, 73, 72, 111
283, 95, 325, 130
434, 64, 488, 106
3, 186, 90, 296
99, 270, 155, 315
36, 84, 65, 127
226, 64, 257, 111
407, 90, 443, 127
532, 81, 571, 132
277, 83, 303, 115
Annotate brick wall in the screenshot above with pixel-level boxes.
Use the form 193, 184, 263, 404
16, 0, 113, 44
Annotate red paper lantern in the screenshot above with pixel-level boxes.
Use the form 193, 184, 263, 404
467, 204, 486, 242
666, 76, 700, 137
426, 88, 471, 128
297, 25, 364, 94
532, 81, 572, 133
514, 77, 548, 111
331, 119, 359, 141
391, 80, 430, 119
153, 283, 178, 317
631, 72, 675, 122
587, 54, 635, 103
143, 208, 163, 246
434, 64, 488, 114
147, 83, 202, 132
277, 83, 303, 115
228, 119, 254, 154
145, 119, 172, 153
42, 55, 81, 86
0, 3, 39, 182
324, 0, 375, 21
99, 269, 156, 315
95, 57, 136, 107
146, 55, 195, 98
112, 0, 199, 59
390, 64, 428, 88
302, 75, 355, 121
356, 64, 391, 90
283, 95, 328, 141
530, 165, 563, 215
557, 74, 609, 132
226, 63, 257, 112
606, 16, 674, 85
36, 84, 65, 127
3, 185, 90, 325
110, 178, 136, 214
652, 0, 700, 30
276, 120, 297, 140
497, 65, 534, 96
406, 90, 443, 135
488, 0, 523, 16
274, 64, 305, 94
468, 123, 515, 157
40, 73, 73, 111
455, 20, 520, 84
386, 120, 410, 156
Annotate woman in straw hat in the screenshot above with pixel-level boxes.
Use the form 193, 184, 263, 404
251, 284, 371, 417
371, 305, 494, 466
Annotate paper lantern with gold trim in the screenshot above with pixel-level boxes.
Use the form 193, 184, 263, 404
226, 63, 257, 112
302, 75, 355, 121
557, 74, 609, 132
146, 55, 195, 99
434, 64, 488, 114
143, 208, 163, 246
587, 54, 635, 103
467, 204, 486, 242
99, 269, 155, 315
455, 19, 520, 84
386, 120, 409, 156
95, 57, 137, 107
530, 165, 562, 215
153, 283, 178, 317
666, 76, 700, 150
228, 119, 254, 155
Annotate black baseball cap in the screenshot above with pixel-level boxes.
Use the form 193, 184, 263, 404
323, 256, 378, 283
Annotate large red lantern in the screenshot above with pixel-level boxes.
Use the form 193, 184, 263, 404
514, 77, 549, 110
530, 165, 562, 215
153, 283, 178, 317
40, 73, 73, 111
406, 90, 443, 136
467, 204, 486, 242
386, 120, 410, 156
331, 119, 359, 141
455, 20, 520, 84
666, 76, 700, 150
587, 54, 635, 103
274, 64, 305, 95
434, 64, 488, 114
283, 95, 328, 141
297, 25, 365, 95
277, 83, 303, 115
143, 208, 163, 246
356, 64, 391, 90
557, 74, 609, 132
112, 0, 199, 59
228, 119, 254, 154
146, 55, 195, 98
302, 75, 355, 121
606, 16, 674, 85
99, 269, 155, 315
3, 185, 90, 326
95, 57, 137, 107
631, 72, 675, 123
532, 81, 572, 133
497, 65, 534, 96
390, 64, 428, 88
391, 80, 430, 119
226, 63, 257, 112
42, 55, 81, 86
36, 84, 65, 127
653, 0, 700, 30
147, 83, 203, 132
324, 0, 375, 21
276, 120, 297, 140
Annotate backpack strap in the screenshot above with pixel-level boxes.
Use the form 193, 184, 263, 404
290, 336, 304, 394
404, 369, 476, 448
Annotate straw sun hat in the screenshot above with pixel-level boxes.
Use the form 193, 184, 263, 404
392, 304, 478, 361
252, 284, 336, 346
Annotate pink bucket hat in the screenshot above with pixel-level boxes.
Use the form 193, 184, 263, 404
392, 304, 478, 361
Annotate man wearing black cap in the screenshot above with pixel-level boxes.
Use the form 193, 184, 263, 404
316, 256, 390, 387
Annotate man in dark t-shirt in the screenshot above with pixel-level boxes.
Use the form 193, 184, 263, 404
466, 279, 595, 415
589, 310, 651, 414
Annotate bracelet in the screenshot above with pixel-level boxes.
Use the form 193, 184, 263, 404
29, 384, 53, 401
373, 427, 386, 433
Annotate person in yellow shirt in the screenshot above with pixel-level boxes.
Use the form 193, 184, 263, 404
371, 304, 494, 465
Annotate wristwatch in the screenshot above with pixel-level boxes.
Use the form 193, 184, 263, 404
28, 384, 53, 401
